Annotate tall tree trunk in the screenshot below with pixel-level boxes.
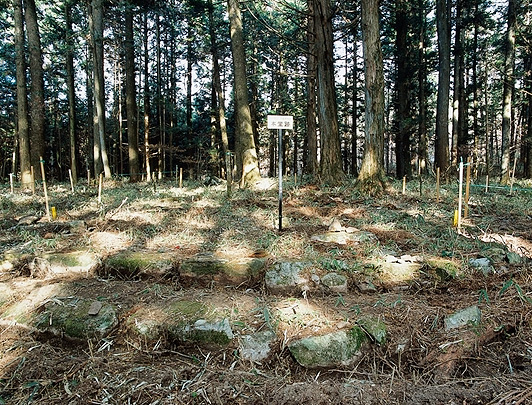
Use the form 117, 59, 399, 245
501, 0, 516, 184
156, 13, 163, 179
351, 26, 359, 177
525, 54, 532, 178
358, 0, 386, 193
227, 0, 260, 186
435, 0, 451, 176
13, 0, 32, 188
65, 0, 78, 184
452, 0, 467, 165
125, 3, 140, 182
472, 0, 480, 174
208, 0, 230, 182
394, 0, 411, 179
186, 19, 193, 139
89, 0, 111, 178
417, 0, 428, 175
305, 0, 318, 176
23, 0, 45, 170
143, 12, 151, 182
314, 0, 344, 184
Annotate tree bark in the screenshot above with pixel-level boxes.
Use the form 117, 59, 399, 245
435, 0, 451, 176
89, 0, 111, 178
305, 0, 318, 176
351, 26, 359, 177
525, 54, 532, 178
358, 0, 386, 194
13, 0, 32, 188
227, 0, 260, 186
501, 0, 516, 184
417, 0, 429, 175
65, 0, 78, 184
208, 0, 231, 183
23, 0, 45, 171
394, 0, 411, 179
314, 0, 344, 184
125, 3, 140, 182
143, 12, 151, 182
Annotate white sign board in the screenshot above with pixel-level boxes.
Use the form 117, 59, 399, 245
267, 115, 293, 130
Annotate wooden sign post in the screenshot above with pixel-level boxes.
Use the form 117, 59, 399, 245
267, 115, 293, 231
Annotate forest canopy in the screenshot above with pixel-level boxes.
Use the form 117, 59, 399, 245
1, 0, 532, 189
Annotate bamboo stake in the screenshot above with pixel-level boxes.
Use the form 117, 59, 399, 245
98, 173, 103, 204
225, 153, 232, 199
69, 169, 75, 193
485, 174, 489, 193
436, 167, 440, 202
457, 161, 463, 230
402, 176, 406, 194
31, 166, 35, 194
179, 167, 183, 188
464, 157, 471, 219
509, 153, 518, 195
9, 173, 14, 194
40, 157, 51, 221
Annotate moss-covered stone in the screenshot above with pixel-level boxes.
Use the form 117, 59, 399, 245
125, 299, 233, 348
425, 258, 461, 281
180, 253, 266, 286
357, 317, 387, 344
321, 272, 348, 293
265, 262, 311, 295
41, 251, 100, 274
102, 251, 177, 279
288, 326, 366, 368
34, 297, 117, 339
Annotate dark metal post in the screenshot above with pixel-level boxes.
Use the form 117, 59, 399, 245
278, 128, 283, 231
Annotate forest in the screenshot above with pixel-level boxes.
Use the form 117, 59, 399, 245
1, 0, 531, 191
3, 1, 532, 403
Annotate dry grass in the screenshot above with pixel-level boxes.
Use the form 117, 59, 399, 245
1, 176, 532, 404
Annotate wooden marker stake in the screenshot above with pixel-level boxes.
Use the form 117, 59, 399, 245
69, 169, 75, 193
457, 161, 464, 230
485, 174, 489, 193
436, 167, 440, 202
402, 176, 406, 194
31, 166, 35, 194
98, 173, 103, 204
179, 168, 183, 188
464, 157, 471, 218
9, 173, 14, 194
40, 157, 51, 221
87, 169, 91, 186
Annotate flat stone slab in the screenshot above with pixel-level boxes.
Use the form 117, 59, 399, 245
30, 251, 101, 277
469, 257, 494, 276
102, 250, 178, 279
444, 305, 481, 331
239, 330, 277, 362
180, 253, 266, 286
357, 317, 387, 344
288, 327, 366, 368
265, 262, 312, 295
127, 299, 233, 348
34, 297, 118, 339
321, 272, 348, 293
376, 255, 423, 284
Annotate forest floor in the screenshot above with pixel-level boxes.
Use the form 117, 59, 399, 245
1, 175, 532, 404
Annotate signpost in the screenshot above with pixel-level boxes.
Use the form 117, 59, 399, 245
267, 115, 293, 231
